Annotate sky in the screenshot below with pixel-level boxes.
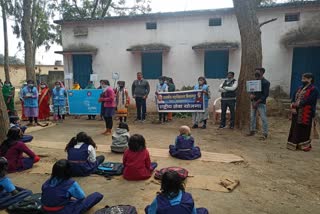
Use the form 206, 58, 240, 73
0, 0, 235, 65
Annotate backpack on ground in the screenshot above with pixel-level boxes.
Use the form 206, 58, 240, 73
154, 167, 189, 180
7, 193, 43, 214
95, 205, 137, 214
96, 162, 124, 176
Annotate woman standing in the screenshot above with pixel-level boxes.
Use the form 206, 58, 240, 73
115, 81, 130, 123
52, 81, 67, 122
38, 82, 51, 121
192, 77, 211, 129
22, 80, 39, 126
167, 77, 175, 122
19, 82, 27, 121
2, 81, 15, 114
287, 73, 319, 151
99, 80, 116, 135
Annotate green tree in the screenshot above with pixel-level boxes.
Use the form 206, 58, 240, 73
13, 0, 57, 81
57, 0, 151, 19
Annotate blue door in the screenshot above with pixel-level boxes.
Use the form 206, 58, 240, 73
141, 52, 162, 79
72, 55, 93, 89
291, 47, 320, 98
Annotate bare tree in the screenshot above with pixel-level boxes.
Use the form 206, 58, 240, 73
22, 0, 35, 82
233, 0, 263, 129
0, 0, 11, 82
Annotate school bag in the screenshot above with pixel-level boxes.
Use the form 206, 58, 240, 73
96, 162, 124, 176
111, 128, 129, 153
154, 167, 189, 180
95, 205, 137, 214
7, 193, 43, 214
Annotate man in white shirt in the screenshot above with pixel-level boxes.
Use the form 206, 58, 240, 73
218, 72, 238, 129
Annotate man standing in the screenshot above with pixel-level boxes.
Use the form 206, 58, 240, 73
248, 68, 270, 140
132, 72, 150, 122
219, 72, 238, 129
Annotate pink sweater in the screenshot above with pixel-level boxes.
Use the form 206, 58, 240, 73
100, 87, 116, 108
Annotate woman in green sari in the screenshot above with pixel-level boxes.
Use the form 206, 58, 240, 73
2, 81, 15, 113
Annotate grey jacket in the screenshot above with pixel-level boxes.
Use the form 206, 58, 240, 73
132, 79, 150, 98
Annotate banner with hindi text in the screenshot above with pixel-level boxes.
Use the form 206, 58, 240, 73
156, 90, 205, 113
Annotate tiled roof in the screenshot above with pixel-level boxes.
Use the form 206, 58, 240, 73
54, 1, 320, 25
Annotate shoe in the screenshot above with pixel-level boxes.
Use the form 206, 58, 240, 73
192, 124, 198, 129
219, 125, 225, 129
141, 120, 146, 123
303, 145, 312, 152
201, 125, 207, 129
259, 134, 268, 140
229, 126, 234, 129
134, 118, 141, 122
247, 131, 255, 136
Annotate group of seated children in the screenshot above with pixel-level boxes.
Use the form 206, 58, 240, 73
0, 121, 206, 213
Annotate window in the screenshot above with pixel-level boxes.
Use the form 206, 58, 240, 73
209, 18, 222, 26
141, 52, 162, 79
146, 22, 157, 30
285, 13, 300, 22
204, 50, 229, 79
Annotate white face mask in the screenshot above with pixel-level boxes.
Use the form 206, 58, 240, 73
40, 85, 46, 88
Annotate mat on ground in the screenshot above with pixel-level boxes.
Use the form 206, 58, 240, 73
31, 141, 244, 164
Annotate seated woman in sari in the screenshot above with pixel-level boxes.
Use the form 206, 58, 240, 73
287, 73, 319, 151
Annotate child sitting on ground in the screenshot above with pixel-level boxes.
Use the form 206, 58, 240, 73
0, 128, 40, 173
41, 159, 103, 213
0, 157, 32, 209
9, 116, 33, 143
123, 134, 157, 181
169, 126, 201, 160
145, 170, 208, 214
65, 132, 105, 177
111, 122, 130, 153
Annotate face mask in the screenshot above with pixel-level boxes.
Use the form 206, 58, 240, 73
101, 85, 107, 89
255, 73, 261, 79
40, 85, 46, 88
5, 83, 10, 87
56, 85, 61, 88
198, 81, 203, 85
28, 84, 33, 88
159, 80, 164, 84
302, 81, 309, 86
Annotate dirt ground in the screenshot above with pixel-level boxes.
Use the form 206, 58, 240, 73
1, 115, 320, 214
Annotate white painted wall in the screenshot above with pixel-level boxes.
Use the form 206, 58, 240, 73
60, 7, 319, 111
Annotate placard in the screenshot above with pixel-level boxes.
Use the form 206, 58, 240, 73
65, 73, 73, 80
246, 80, 262, 92
112, 72, 120, 80
90, 74, 98, 82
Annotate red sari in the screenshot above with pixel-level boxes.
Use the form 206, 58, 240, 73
38, 86, 51, 121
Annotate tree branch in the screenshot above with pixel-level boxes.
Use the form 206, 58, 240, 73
101, 0, 112, 18
259, 18, 277, 28
91, 0, 99, 18
72, 0, 84, 18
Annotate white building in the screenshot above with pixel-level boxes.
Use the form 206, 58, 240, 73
55, 2, 320, 110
